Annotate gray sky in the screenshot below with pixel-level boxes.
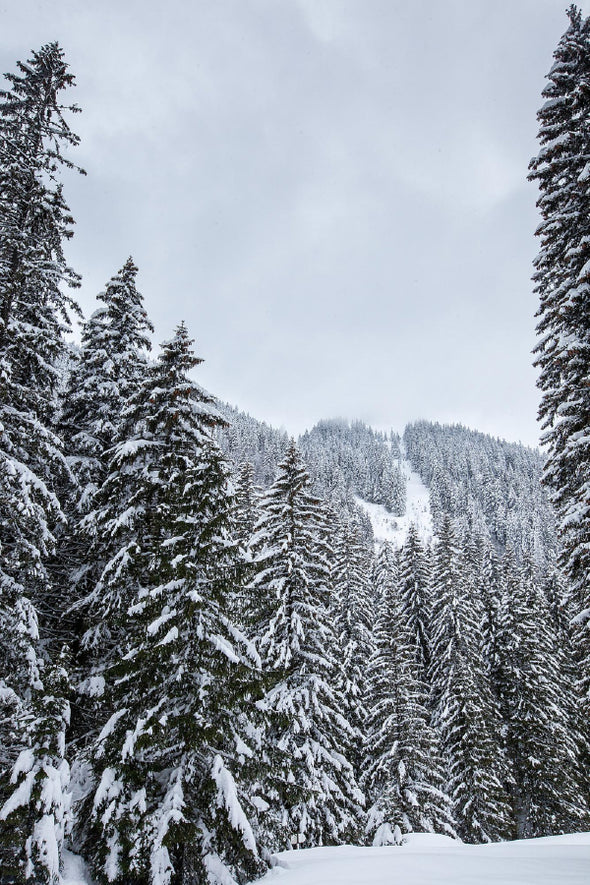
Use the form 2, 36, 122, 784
0, 0, 578, 446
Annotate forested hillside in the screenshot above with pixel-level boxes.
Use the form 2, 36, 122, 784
219, 409, 556, 563
403, 421, 556, 565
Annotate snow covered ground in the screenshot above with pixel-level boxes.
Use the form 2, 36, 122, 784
62, 834, 590, 884
261, 833, 590, 885
355, 453, 433, 549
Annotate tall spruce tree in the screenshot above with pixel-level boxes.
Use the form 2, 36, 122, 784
471, 534, 503, 685
363, 543, 455, 846
0, 44, 83, 880
57, 260, 154, 726
398, 524, 432, 679
79, 325, 266, 885
229, 461, 261, 630
496, 549, 588, 836
529, 6, 590, 739
248, 443, 364, 848
331, 515, 375, 777
233, 461, 260, 554
429, 517, 514, 843
60, 257, 153, 505
0, 658, 71, 885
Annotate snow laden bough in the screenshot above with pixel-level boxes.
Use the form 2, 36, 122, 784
0, 663, 72, 885
74, 326, 269, 885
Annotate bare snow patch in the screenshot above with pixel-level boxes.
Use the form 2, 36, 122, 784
355, 456, 433, 549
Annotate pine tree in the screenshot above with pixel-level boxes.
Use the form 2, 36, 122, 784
248, 443, 364, 848
229, 460, 261, 631
429, 517, 514, 843
472, 534, 502, 685
60, 257, 153, 504
0, 43, 82, 877
371, 540, 398, 607
233, 461, 260, 553
79, 325, 266, 885
331, 515, 375, 777
363, 543, 455, 846
0, 659, 71, 885
496, 549, 589, 837
528, 6, 590, 740
398, 525, 432, 678
57, 260, 154, 733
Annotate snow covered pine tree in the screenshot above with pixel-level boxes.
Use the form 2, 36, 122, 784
428, 517, 514, 843
331, 515, 375, 781
0, 43, 83, 883
78, 325, 267, 885
363, 542, 456, 846
496, 550, 588, 836
247, 443, 364, 849
529, 4, 590, 785
60, 257, 153, 510
58, 259, 154, 743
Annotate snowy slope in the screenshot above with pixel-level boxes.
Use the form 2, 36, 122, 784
261, 833, 590, 885
355, 452, 433, 549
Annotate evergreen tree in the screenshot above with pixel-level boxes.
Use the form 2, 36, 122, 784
233, 461, 260, 554
496, 549, 588, 837
79, 325, 266, 885
57, 260, 154, 731
363, 543, 455, 845
0, 43, 82, 877
248, 443, 363, 848
529, 6, 590, 737
473, 535, 503, 685
429, 517, 514, 843
60, 257, 153, 504
229, 460, 261, 630
0, 659, 71, 885
371, 540, 398, 607
331, 515, 375, 776
398, 525, 432, 679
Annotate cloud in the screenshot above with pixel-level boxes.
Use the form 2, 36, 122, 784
1, 0, 572, 448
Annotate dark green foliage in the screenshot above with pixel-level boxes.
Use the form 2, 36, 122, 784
0, 43, 82, 879
363, 542, 456, 845
496, 550, 589, 836
529, 5, 590, 779
0, 658, 71, 885
248, 443, 364, 848
79, 325, 266, 885
429, 517, 514, 843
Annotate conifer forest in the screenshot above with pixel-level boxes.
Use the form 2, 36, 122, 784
1, 7, 590, 885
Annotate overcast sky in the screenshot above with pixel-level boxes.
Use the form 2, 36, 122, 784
0, 0, 579, 446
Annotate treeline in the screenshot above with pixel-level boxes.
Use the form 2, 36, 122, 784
0, 40, 588, 885
219, 412, 405, 526
404, 421, 557, 566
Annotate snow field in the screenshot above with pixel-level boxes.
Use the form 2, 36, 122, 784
261, 833, 590, 885
355, 454, 433, 548
61, 834, 590, 885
